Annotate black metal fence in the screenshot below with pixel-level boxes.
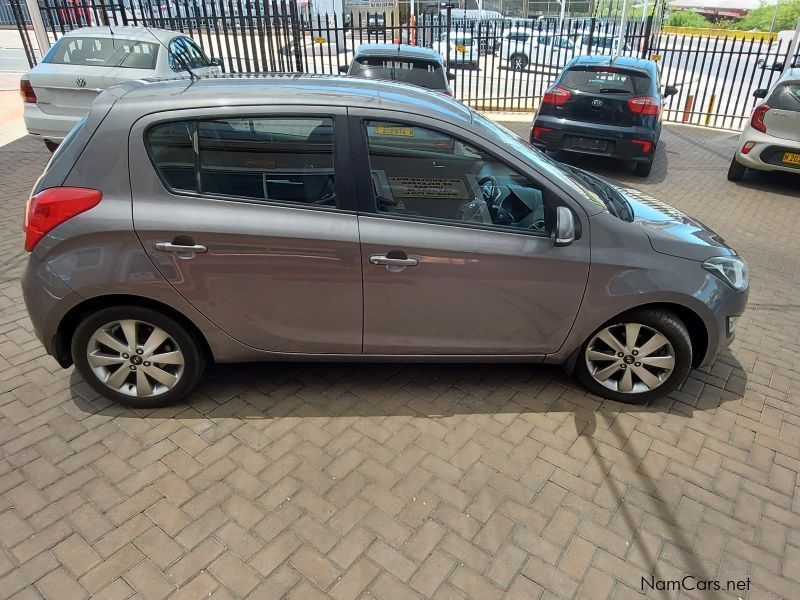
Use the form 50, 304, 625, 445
8, 0, 799, 129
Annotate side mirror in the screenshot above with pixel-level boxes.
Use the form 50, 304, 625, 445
554, 206, 576, 247
446, 71, 456, 81
209, 57, 223, 67
339, 64, 350, 74
664, 85, 678, 97
753, 88, 768, 99
772, 61, 784, 71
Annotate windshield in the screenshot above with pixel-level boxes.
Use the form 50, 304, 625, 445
351, 57, 446, 90
46, 37, 159, 69
561, 66, 651, 94
472, 113, 609, 212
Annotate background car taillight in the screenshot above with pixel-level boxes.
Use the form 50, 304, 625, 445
20, 79, 37, 104
24, 187, 102, 252
627, 96, 660, 116
750, 104, 769, 133
542, 86, 571, 106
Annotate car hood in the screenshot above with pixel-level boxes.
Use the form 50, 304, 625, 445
611, 182, 736, 261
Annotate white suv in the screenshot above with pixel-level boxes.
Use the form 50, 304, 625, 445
498, 28, 575, 71
728, 68, 800, 181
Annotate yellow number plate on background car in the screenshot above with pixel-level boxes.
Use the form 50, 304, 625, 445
782, 152, 800, 165
375, 126, 415, 137
456, 44, 467, 53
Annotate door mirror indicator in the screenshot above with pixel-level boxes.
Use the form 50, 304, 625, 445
554, 206, 576, 247
753, 88, 768, 99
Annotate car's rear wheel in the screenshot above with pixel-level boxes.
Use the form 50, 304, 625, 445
511, 53, 528, 70
633, 158, 653, 177
727, 157, 747, 181
575, 309, 692, 404
72, 306, 205, 408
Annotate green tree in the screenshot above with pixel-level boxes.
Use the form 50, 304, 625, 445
665, 9, 711, 28
736, 0, 800, 31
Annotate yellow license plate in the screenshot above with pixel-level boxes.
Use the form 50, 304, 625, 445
375, 126, 415, 137
456, 44, 467, 53
782, 152, 800, 165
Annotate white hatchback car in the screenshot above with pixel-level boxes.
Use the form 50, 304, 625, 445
728, 67, 800, 181
433, 31, 479, 68
498, 28, 575, 71
20, 26, 221, 150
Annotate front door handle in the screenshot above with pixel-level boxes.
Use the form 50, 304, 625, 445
155, 242, 208, 253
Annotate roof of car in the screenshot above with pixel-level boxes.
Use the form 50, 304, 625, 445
112, 73, 473, 122
568, 54, 655, 72
353, 44, 442, 61
60, 26, 178, 44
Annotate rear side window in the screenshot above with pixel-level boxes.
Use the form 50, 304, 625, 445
560, 67, 651, 95
147, 118, 336, 208
351, 57, 446, 90
768, 83, 800, 111
45, 37, 159, 69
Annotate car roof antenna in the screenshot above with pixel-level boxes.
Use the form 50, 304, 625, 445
141, 24, 200, 83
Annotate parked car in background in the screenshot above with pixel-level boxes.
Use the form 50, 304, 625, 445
531, 55, 677, 176
340, 44, 454, 94
758, 30, 800, 71
433, 31, 479, 68
20, 26, 221, 151
498, 29, 575, 71
22, 75, 747, 407
728, 68, 800, 181
577, 33, 632, 56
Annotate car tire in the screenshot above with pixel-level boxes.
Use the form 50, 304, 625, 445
574, 308, 692, 404
71, 306, 205, 408
727, 157, 747, 181
511, 53, 528, 70
633, 159, 653, 177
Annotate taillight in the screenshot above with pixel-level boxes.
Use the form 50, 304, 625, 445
20, 79, 37, 104
24, 187, 102, 252
542, 86, 571, 106
741, 141, 756, 154
628, 96, 660, 116
532, 126, 552, 140
750, 104, 769, 133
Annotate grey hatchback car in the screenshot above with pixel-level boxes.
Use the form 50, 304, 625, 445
22, 75, 748, 407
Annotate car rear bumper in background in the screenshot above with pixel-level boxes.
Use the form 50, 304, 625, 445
531, 117, 658, 162
734, 131, 800, 174
23, 103, 81, 143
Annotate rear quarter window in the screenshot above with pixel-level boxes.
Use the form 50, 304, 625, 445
768, 82, 800, 111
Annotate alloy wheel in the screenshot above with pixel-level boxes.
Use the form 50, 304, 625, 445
86, 319, 185, 398
585, 322, 675, 394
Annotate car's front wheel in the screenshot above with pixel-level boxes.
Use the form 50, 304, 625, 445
511, 53, 528, 70
575, 309, 692, 403
727, 157, 747, 181
71, 306, 205, 408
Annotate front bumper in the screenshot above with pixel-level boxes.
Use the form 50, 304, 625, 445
23, 103, 81, 143
734, 130, 800, 174
699, 279, 749, 368
531, 117, 657, 163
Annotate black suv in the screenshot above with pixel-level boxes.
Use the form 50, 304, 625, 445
531, 55, 677, 176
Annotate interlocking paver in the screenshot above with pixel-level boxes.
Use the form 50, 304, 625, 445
0, 123, 799, 598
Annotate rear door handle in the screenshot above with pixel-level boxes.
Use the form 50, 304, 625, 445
155, 242, 208, 253
369, 255, 418, 267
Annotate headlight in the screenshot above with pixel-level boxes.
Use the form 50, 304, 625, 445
703, 256, 748, 291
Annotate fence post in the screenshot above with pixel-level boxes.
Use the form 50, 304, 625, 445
24, 0, 50, 54
586, 16, 595, 54
641, 14, 653, 59
287, 0, 303, 72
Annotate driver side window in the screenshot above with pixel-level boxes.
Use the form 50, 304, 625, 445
365, 120, 549, 234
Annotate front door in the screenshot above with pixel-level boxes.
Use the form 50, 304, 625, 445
130, 110, 363, 354
353, 116, 590, 355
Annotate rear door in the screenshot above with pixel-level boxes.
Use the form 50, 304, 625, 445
30, 36, 159, 117
556, 65, 653, 127
129, 107, 363, 354
764, 81, 800, 141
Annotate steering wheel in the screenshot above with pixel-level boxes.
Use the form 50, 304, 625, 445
478, 176, 500, 204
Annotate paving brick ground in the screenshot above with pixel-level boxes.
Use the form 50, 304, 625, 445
0, 123, 799, 599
